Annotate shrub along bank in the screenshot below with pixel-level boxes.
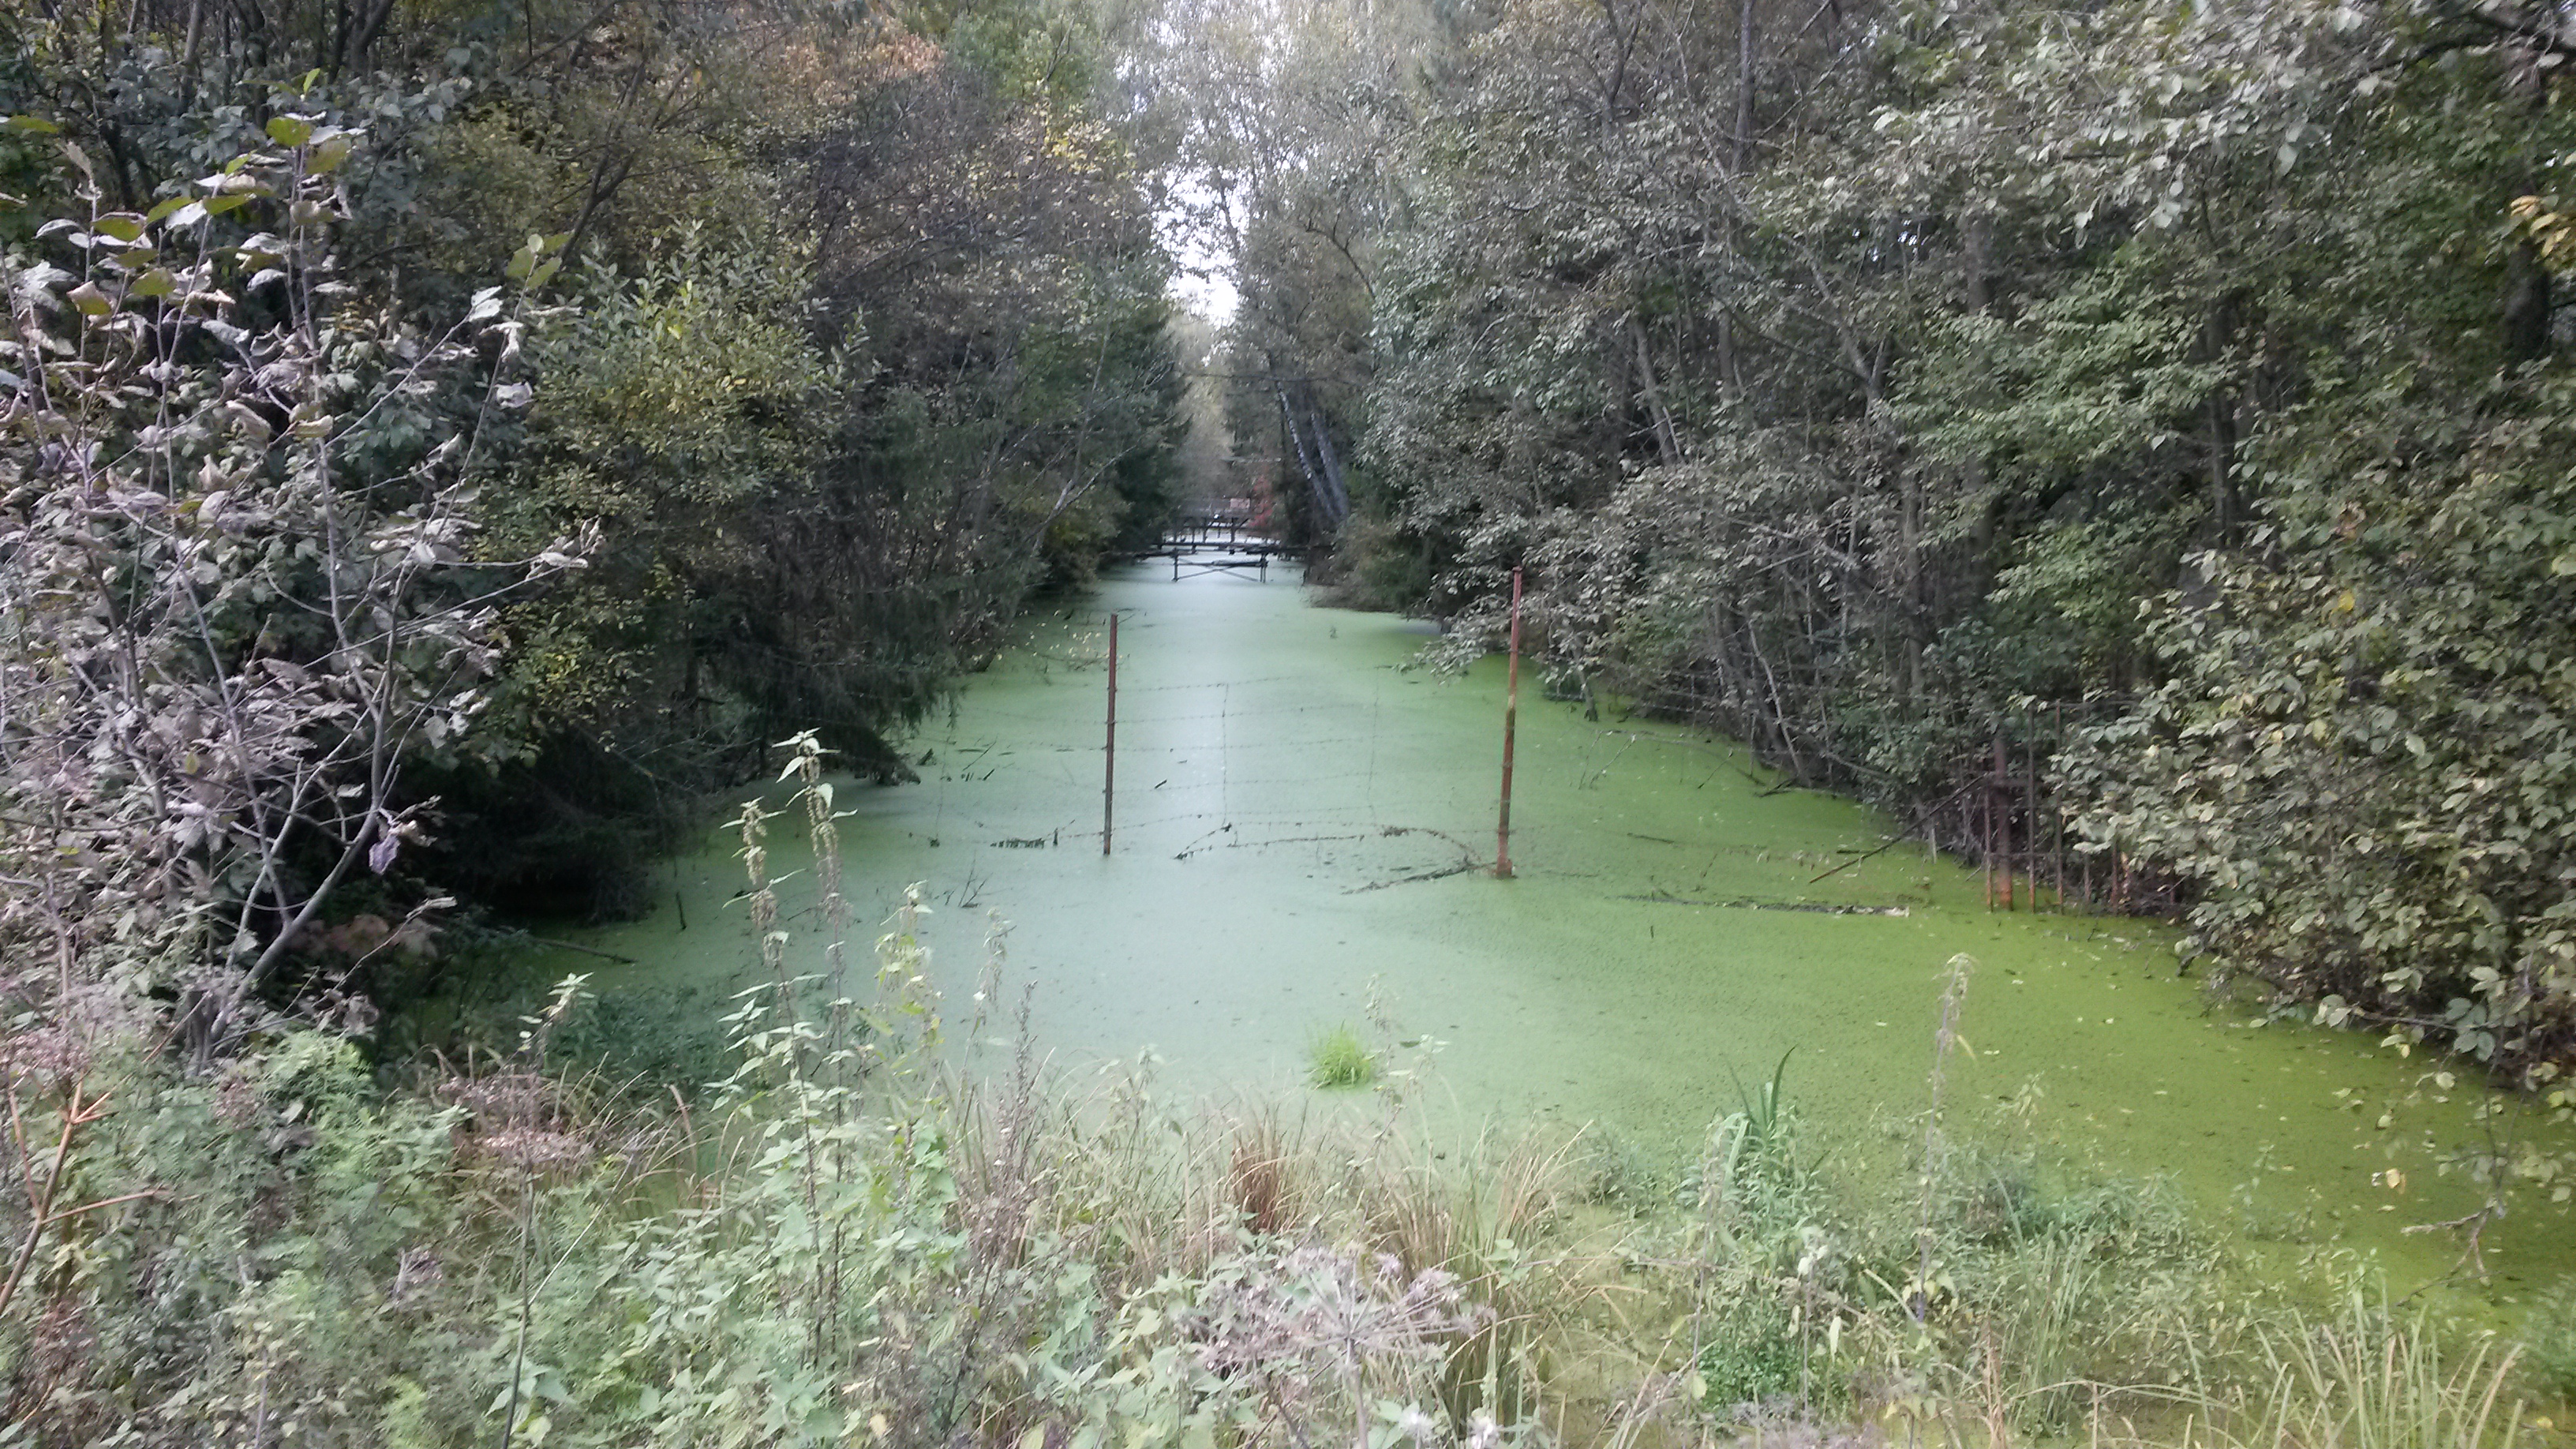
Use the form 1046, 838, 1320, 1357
1188, 0, 2576, 1095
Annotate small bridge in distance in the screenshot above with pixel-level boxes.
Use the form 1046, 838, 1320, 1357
1135, 500, 1298, 581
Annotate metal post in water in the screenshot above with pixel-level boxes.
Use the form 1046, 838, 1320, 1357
1495, 568, 1523, 878
2053, 701, 2066, 910
1983, 740, 1996, 911
1995, 735, 2015, 911
2024, 708, 2040, 910
1103, 612, 1118, 856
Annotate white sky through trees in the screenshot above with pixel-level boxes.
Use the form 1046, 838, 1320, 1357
1160, 174, 1241, 324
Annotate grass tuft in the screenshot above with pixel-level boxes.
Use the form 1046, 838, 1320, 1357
1308, 1022, 1378, 1088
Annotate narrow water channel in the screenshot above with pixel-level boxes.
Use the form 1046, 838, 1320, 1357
539, 560, 2576, 1310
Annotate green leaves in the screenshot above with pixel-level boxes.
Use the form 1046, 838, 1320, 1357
505, 231, 571, 289
1332, 0, 2576, 1099
2076, 376, 2576, 1084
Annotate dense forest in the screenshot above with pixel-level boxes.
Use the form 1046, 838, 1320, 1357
1180, 0, 2576, 1090
1, 0, 1193, 1061
8, 0, 2576, 1438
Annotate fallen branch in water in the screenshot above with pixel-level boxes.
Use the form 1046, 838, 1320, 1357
1346, 859, 1484, 893
1620, 892, 1909, 916
1174, 822, 1479, 862
521, 937, 641, 965
1808, 779, 1978, 884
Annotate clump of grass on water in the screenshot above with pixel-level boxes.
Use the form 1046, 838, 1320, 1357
1309, 1022, 1377, 1088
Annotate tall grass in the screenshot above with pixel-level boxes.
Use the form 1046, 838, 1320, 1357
2236, 1290, 2526, 1449
9, 741, 2563, 1445
425, 924, 2556, 1449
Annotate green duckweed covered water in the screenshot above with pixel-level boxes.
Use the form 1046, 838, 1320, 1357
522, 562, 2576, 1311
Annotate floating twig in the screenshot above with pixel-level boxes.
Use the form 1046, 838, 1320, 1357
522, 937, 639, 965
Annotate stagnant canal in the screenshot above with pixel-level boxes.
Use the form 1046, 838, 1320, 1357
534, 560, 2576, 1309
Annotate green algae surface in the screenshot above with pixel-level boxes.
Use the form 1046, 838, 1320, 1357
526, 562, 2576, 1311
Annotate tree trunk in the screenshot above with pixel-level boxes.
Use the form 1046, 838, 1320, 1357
1960, 212, 1998, 585
1732, 0, 1755, 173
1301, 384, 1353, 525
2504, 241, 2552, 365
2201, 299, 2240, 543
2504, 47, 2554, 365
1276, 384, 1348, 530
1630, 320, 1683, 466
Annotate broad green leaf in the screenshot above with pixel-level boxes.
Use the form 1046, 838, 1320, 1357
309, 133, 354, 174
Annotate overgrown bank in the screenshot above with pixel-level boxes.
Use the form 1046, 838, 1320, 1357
6, 747, 2573, 1445
1176, 0, 2576, 1091
2, 0, 1185, 953
10, 0, 2576, 1432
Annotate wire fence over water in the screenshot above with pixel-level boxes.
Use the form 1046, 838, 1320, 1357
1610, 674, 2168, 917
912, 597, 2179, 925
897, 609, 1969, 914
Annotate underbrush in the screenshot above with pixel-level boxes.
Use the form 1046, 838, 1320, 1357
1310, 510, 1436, 614
2, 744, 2567, 1446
